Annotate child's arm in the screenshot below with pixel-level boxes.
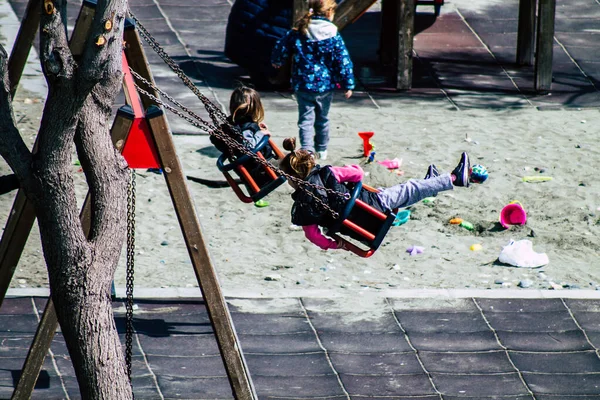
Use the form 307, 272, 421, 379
303, 225, 341, 250
330, 165, 364, 184
271, 30, 294, 68
331, 34, 356, 92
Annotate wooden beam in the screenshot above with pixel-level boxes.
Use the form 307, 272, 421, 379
516, 0, 536, 66
534, 0, 556, 92
396, 0, 415, 90
7, 0, 41, 96
333, 0, 377, 31
145, 106, 257, 400
69, 0, 97, 58
11, 299, 58, 400
293, 0, 309, 28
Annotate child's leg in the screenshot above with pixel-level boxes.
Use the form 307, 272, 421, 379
313, 91, 333, 153
376, 173, 453, 211
296, 91, 317, 152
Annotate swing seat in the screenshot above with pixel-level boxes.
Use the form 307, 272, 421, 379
328, 181, 397, 258
216, 135, 286, 203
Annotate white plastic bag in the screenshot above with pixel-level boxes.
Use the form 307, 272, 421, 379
498, 239, 549, 268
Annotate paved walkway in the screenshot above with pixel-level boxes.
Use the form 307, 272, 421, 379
2, 293, 600, 399
2, 0, 600, 398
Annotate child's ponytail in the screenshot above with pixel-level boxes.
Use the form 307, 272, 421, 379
280, 137, 315, 179
294, 9, 313, 36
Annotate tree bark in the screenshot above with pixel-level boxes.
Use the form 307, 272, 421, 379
0, 0, 132, 398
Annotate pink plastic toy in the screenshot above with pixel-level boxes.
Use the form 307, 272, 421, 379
358, 132, 374, 157
500, 201, 527, 229
377, 158, 402, 169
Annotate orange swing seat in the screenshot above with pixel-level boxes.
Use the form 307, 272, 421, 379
328, 181, 398, 258
216, 135, 286, 203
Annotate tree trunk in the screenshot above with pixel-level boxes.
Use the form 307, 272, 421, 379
0, 0, 133, 398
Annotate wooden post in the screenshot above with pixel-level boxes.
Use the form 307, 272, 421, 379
10, 108, 135, 400
293, 0, 309, 27
333, 0, 377, 31
145, 106, 257, 400
11, 299, 58, 400
7, 0, 41, 96
396, 0, 415, 90
516, 0, 536, 66
534, 0, 556, 92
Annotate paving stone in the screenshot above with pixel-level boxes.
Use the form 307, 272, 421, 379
308, 311, 401, 333
126, 299, 208, 315
122, 312, 214, 336
483, 311, 579, 332
341, 373, 436, 397
523, 372, 600, 395
0, 336, 35, 358
477, 298, 567, 313
157, 375, 234, 398
395, 311, 490, 333
229, 312, 312, 335
330, 352, 423, 375
0, 315, 39, 336
432, 372, 530, 397
409, 331, 502, 352
238, 332, 321, 354
246, 353, 332, 376
571, 311, 600, 332
0, 298, 36, 315
420, 350, 514, 373
138, 333, 221, 356
253, 374, 346, 398
318, 331, 413, 353
510, 351, 600, 373
146, 354, 227, 378
496, 330, 593, 352
566, 299, 600, 312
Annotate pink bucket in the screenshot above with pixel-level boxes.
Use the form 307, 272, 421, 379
499, 202, 527, 229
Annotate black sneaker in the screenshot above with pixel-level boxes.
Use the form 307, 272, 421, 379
424, 164, 440, 180
451, 152, 470, 187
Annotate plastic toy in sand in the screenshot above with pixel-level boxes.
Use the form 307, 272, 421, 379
377, 158, 402, 169
499, 201, 527, 229
393, 210, 410, 226
470, 164, 488, 183
358, 131, 374, 157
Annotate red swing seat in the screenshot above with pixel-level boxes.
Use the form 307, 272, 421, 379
328, 181, 398, 258
216, 135, 286, 203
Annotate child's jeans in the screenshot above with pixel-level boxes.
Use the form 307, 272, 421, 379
296, 90, 334, 153
376, 174, 454, 211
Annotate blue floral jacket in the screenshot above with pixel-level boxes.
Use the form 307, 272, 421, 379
271, 16, 355, 93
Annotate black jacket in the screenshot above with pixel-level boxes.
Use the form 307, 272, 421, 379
291, 166, 383, 241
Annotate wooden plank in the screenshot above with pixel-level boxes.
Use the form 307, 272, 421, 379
379, 0, 398, 67
534, 0, 556, 92
11, 299, 58, 400
516, 0, 536, 66
333, 0, 377, 31
124, 26, 256, 400
293, 0, 309, 27
397, 0, 415, 90
7, 0, 41, 96
69, 0, 97, 58
10, 109, 134, 399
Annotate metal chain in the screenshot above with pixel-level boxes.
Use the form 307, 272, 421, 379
127, 12, 350, 219
131, 79, 347, 219
125, 169, 136, 389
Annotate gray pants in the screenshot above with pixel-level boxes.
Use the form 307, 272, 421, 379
376, 173, 454, 211
296, 90, 334, 153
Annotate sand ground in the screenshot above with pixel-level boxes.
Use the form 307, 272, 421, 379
4, 86, 600, 295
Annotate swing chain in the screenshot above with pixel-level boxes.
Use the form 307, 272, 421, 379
130, 80, 347, 219
127, 13, 350, 220
125, 169, 136, 387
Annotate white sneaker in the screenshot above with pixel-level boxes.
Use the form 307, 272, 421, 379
317, 150, 328, 160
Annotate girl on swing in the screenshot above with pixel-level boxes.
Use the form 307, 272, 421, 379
211, 86, 277, 191
278, 137, 472, 250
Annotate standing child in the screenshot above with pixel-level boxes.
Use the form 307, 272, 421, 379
271, 0, 355, 161
278, 137, 472, 251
